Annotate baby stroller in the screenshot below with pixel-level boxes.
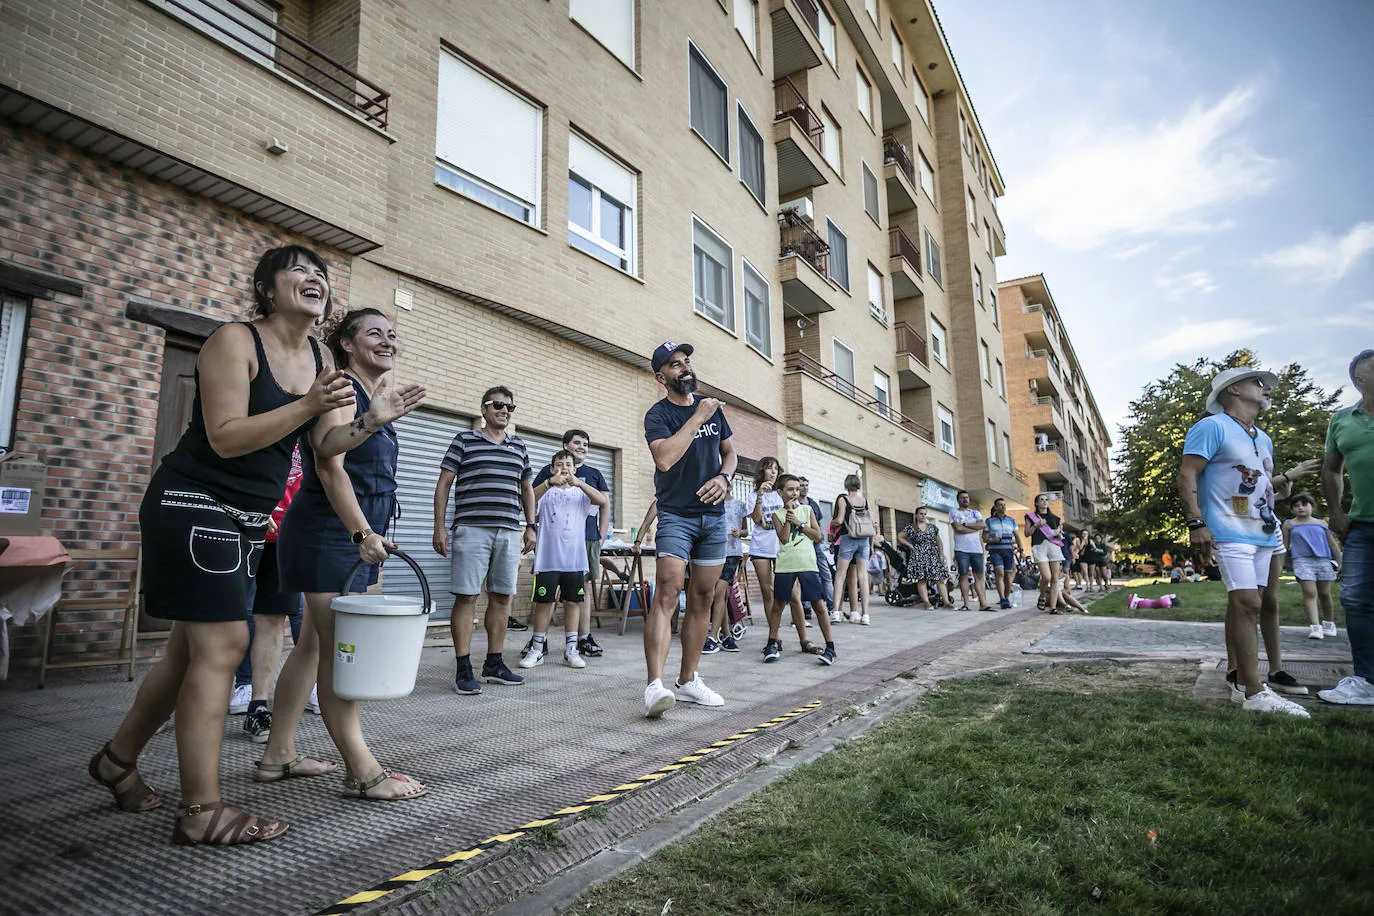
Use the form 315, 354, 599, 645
879, 541, 947, 608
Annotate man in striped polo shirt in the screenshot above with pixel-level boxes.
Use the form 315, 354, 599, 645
433, 386, 538, 695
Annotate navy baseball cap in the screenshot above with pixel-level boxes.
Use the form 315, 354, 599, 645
651, 341, 694, 372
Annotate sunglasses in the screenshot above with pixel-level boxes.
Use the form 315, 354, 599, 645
483, 400, 516, 412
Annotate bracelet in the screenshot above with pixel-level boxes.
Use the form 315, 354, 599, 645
1185, 518, 1207, 531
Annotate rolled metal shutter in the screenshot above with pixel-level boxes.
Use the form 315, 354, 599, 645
520, 428, 617, 536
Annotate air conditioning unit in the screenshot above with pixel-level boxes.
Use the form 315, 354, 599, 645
779, 197, 814, 221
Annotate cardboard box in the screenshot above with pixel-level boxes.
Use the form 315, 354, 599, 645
0, 454, 49, 536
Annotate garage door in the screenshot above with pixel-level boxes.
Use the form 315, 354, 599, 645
519, 429, 617, 538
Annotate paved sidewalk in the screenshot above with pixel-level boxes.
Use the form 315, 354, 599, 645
0, 601, 1020, 916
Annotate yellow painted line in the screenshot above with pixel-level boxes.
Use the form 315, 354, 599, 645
337, 890, 392, 905
678, 755, 704, 762
638, 772, 665, 781
555, 805, 591, 815
518, 818, 560, 829
438, 849, 483, 863
483, 832, 525, 844
659, 764, 685, 772
585, 793, 620, 802
611, 783, 644, 792
393, 869, 442, 882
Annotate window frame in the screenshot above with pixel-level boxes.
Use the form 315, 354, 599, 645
819, 103, 842, 172
688, 41, 731, 165
873, 368, 891, 418
924, 229, 943, 287
0, 294, 31, 450
832, 337, 856, 395
737, 103, 766, 206
856, 65, 874, 128
996, 358, 1007, 398
734, 0, 759, 59
826, 218, 850, 291
918, 149, 936, 203
818, 1, 837, 65
979, 338, 991, 383
691, 215, 736, 333
890, 24, 904, 76
985, 220, 994, 256
929, 316, 948, 367
990, 289, 999, 328
1002, 431, 1014, 471
974, 266, 984, 306
741, 256, 772, 358
986, 419, 998, 466
570, 0, 636, 68
937, 404, 956, 456
912, 68, 930, 125
866, 261, 885, 322
968, 187, 978, 227
861, 160, 880, 225
865, 0, 879, 27
567, 134, 638, 276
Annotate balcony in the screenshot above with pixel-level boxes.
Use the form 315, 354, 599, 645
1030, 395, 1067, 437
888, 227, 923, 300
778, 211, 835, 315
769, 0, 825, 78
1026, 350, 1064, 400
882, 135, 918, 213
894, 321, 931, 390
774, 78, 829, 196
783, 352, 937, 466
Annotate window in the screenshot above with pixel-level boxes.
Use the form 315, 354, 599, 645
938, 404, 956, 455
435, 51, 542, 226
692, 217, 734, 331
996, 358, 1007, 397
734, 0, 759, 58
987, 420, 998, 466
832, 339, 856, 395
890, 25, 904, 75
974, 266, 983, 306
738, 105, 765, 204
568, 132, 637, 274
827, 219, 849, 290
150, 0, 277, 63
856, 66, 873, 127
865, 0, 879, 26
1003, 432, 1014, 471
985, 220, 993, 256
929, 316, 948, 366
570, 0, 634, 67
0, 295, 29, 449
968, 187, 978, 226
874, 369, 891, 418
990, 289, 999, 328
861, 161, 880, 224
918, 150, 935, 201
867, 263, 884, 321
818, 2, 836, 64
924, 229, 942, 287
959, 109, 969, 152
979, 339, 990, 382
820, 105, 841, 171
913, 70, 929, 125
689, 44, 729, 162
742, 259, 771, 357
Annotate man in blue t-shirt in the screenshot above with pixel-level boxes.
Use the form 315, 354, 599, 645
1179, 367, 1308, 718
639, 341, 737, 718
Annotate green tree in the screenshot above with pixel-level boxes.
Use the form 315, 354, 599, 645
1100, 350, 1341, 555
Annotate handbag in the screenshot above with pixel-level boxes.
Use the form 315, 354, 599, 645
842, 496, 877, 539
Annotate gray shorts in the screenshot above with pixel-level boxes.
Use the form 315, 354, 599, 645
449, 525, 522, 596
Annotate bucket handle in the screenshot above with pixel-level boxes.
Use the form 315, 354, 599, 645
340, 548, 431, 615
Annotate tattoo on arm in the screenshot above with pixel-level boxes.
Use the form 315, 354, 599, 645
350, 416, 370, 438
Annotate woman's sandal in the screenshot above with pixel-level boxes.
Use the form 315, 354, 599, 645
172, 801, 287, 846
342, 770, 427, 801
253, 754, 339, 784
89, 742, 161, 812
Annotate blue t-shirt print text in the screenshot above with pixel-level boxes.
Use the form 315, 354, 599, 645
1183, 413, 1279, 548
643, 395, 734, 517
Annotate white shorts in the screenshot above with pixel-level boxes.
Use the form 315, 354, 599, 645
1293, 556, 1337, 582
1215, 542, 1275, 592
1031, 542, 1064, 564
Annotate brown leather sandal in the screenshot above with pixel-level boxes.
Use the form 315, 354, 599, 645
342, 770, 427, 801
799, 641, 824, 656
253, 754, 338, 783
171, 801, 288, 846
89, 742, 161, 812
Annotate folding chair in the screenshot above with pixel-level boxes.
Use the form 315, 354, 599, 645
38, 546, 142, 688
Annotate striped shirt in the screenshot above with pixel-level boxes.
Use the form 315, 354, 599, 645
440, 429, 532, 530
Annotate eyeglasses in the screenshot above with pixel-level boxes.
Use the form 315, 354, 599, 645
483, 400, 516, 412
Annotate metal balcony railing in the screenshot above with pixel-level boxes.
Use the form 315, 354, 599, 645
882, 133, 915, 185
1035, 439, 1061, 452
889, 226, 921, 273
783, 350, 935, 443
774, 77, 824, 152
152, 0, 389, 129
779, 210, 829, 276
789, 0, 821, 37
1026, 347, 1050, 359
894, 320, 929, 367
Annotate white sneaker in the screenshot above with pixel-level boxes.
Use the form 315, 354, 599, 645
1308, 624, 1325, 640
829, 612, 841, 624
1230, 685, 1246, 704
1242, 686, 1310, 718
860, 614, 871, 626
674, 672, 725, 707
1322, 620, 1338, 637
306, 685, 321, 715
518, 641, 546, 669
644, 679, 675, 718
1318, 675, 1374, 706
564, 648, 586, 669
229, 683, 252, 715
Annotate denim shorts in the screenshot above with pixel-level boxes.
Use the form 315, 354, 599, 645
955, 550, 985, 576
449, 525, 522, 595
656, 510, 726, 566
987, 549, 1016, 571
836, 534, 872, 561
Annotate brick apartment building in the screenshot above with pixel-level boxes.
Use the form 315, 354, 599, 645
996, 274, 1112, 533
0, 0, 1027, 671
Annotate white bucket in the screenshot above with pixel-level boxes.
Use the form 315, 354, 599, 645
331, 550, 431, 701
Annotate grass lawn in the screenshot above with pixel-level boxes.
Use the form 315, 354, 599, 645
1088, 577, 1344, 627
579, 664, 1373, 915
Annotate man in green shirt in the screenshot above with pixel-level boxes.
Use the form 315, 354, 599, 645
1319, 349, 1374, 705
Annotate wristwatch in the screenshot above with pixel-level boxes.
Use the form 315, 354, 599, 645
351, 527, 374, 545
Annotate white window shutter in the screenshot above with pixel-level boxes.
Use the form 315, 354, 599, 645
436, 52, 542, 208
570, 0, 634, 66
569, 134, 634, 205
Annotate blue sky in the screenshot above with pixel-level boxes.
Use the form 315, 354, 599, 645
937, 0, 1370, 440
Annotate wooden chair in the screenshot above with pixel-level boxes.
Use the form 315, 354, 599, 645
38, 546, 142, 688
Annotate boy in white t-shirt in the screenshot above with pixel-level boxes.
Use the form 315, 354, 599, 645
520, 450, 609, 669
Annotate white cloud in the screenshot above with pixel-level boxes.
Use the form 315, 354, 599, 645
1002, 82, 1278, 251
1257, 223, 1374, 286
1321, 301, 1374, 327
1109, 242, 1156, 260
1143, 319, 1275, 359
1156, 269, 1218, 299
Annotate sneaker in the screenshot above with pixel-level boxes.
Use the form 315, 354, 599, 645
999, 598, 1011, 609
702, 637, 721, 655
829, 612, 842, 624
1307, 623, 1325, 640
1226, 669, 1244, 704
483, 661, 525, 686
1267, 670, 1309, 696
243, 707, 272, 743
817, 646, 837, 666
578, 635, 605, 657
454, 664, 482, 695
674, 672, 724, 707
1322, 620, 1338, 637
518, 639, 546, 669
860, 614, 871, 626
229, 683, 252, 715
762, 640, 781, 663
1318, 675, 1374, 706
507, 616, 529, 632
721, 635, 740, 652
564, 648, 586, 669
306, 685, 321, 715
1242, 686, 1310, 718
644, 679, 675, 718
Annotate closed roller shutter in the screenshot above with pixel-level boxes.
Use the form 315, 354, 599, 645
520, 428, 617, 537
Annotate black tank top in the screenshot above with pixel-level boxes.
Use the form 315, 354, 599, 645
162, 323, 323, 513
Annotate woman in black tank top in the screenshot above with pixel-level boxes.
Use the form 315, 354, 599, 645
89, 246, 426, 846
